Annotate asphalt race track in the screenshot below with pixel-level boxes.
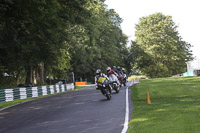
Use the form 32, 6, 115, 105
0, 81, 133, 133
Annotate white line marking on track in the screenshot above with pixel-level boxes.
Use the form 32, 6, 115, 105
121, 81, 134, 133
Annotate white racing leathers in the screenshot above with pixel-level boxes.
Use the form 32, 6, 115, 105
108, 74, 119, 84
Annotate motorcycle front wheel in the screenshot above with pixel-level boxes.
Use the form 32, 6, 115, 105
101, 89, 111, 100
115, 87, 119, 93
105, 88, 111, 100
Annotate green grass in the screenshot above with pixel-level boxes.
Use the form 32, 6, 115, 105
0, 85, 87, 110
0, 97, 41, 109
128, 76, 200, 133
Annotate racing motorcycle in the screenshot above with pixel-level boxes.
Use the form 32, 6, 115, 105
110, 81, 120, 93
118, 73, 123, 87
122, 73, 127, 86
96, 77, 112, 100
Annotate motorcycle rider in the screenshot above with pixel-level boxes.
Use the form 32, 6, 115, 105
122, 68, 127, 82
122, 68, 126, 75
112, 66, 117, 73
95, 69, 108, 84
115, 66, 123, 78
95, 69, 112, 93
116, 66, 124, 86
106, 67, 120, 85
117, 66, 122, 74
122, 68, 127, 77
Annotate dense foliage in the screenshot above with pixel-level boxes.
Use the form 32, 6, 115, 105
130, 13, 192, 78
0, 2, 193, 88
0, 0, 129, 87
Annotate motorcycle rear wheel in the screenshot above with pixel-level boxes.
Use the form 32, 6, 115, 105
124, 82, 126, 86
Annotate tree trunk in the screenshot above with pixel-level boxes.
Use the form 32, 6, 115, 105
39, 62, 45, 85
44, 64, 47, 84
33, 68, 37, 85
25, 66, 32, 84
15, 70, 21, 82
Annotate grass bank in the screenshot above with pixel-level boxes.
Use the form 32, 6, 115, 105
128, 76, 200, 133
0, 86, 86, 110
128, 75, 147, 81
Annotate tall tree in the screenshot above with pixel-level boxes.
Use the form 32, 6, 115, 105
69, 1, 129, 82
131, 13, 192, 78
0, 0, 89, 84
0, 0, 130, 87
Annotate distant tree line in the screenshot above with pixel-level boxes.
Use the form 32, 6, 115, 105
0, 0, 130, 87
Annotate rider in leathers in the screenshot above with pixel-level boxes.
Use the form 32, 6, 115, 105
95, 69, 108, 84
106, 67, 120, 85
95, 69, 112, 91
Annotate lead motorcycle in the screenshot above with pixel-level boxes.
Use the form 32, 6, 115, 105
96, 77, 112, 100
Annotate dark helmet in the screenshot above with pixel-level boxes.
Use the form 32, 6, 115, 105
107, 67, 111, 73
96, 69, 101, 75
113, 66, 116, 70
117, 66, 120, 70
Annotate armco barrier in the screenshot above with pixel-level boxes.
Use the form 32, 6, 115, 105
0, 83, 74, 103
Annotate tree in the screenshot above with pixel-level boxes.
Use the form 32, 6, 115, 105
0, 0, 90, 85
0, 0, 130, 87
69, 1, 129, 82
131, 13, 193, 78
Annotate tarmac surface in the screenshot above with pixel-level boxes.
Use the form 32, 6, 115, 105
0, 81, 133, 133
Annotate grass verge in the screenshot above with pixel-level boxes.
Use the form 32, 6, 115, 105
128, 76, 200, 133
128, 75, 147, 81
0, 85, 87, 110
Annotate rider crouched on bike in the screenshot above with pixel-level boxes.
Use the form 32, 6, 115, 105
112, 66, 118, 74
106, 67, 120, 85
95, 69, 108, 89
95, 69, 113, 91
122, 68, 126, 75
95, 69, 108, 83
117, 66, 123, 75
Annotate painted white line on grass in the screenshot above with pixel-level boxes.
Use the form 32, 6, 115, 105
121, 81, 134, 133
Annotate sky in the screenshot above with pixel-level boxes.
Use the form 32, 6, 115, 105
105, 0, 200, 58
